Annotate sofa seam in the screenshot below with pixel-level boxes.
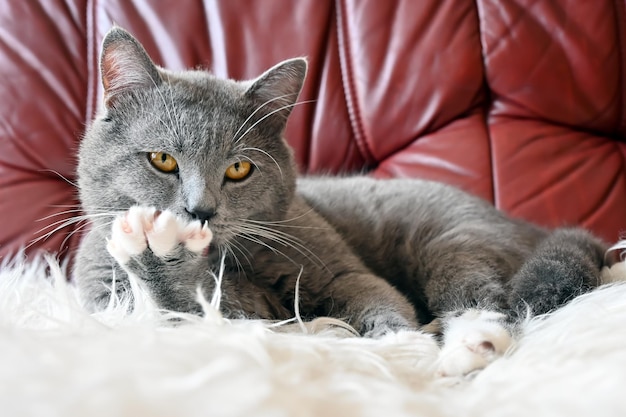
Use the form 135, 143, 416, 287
613, 0, 626, 136
334, 0, 375, 166
85, 0, 98, 127
473, 0, 497, 206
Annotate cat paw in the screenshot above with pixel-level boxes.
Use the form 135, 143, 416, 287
106, 206, 212, 265
360, 311, 415, 338
435, 309, 512, 377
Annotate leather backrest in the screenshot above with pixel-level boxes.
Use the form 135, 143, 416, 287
0, 0, 624, 260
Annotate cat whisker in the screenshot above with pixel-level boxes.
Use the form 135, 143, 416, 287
57, 219, 106, 252
243, 214, 331, 232
219, 245, 240, 273
230, 226, 302, 268
231, 93, 299, 142
36, 209, 87, 222
37, 169, 79, 188
36, 208, 117, 222
234, 221, 328, 271
27, 212, 117, 249
165, 73, 185, 137
237, 155, 263, 176
231, 238, 254, 266
35, 212, 116, 230
142, 106, 180, 148
233, 99, 316, 145
237, 147, 282, 179
165, 73, 193, 152
245, 221, 328, 231
48, 204, 84, 208
136, 74, 182, 149
243, 209, 319, 226
222, 240, 252, 273
240, 236, 300, 268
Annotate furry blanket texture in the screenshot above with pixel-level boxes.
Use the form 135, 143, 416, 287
1, 248, 625, 417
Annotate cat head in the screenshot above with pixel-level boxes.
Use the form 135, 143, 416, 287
78, 27, 307, 246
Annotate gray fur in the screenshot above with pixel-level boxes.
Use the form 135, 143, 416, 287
74, 28, 608, 336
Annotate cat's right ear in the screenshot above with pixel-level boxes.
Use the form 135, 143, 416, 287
100, 27, 162, 107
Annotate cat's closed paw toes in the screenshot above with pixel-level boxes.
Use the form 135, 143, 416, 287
145, 210, 183, 257
360, 311, 414, 338
435, 309, 512, 377
106, 206, 212, 265
180, 221, 212, 254
107, 206, 155, 264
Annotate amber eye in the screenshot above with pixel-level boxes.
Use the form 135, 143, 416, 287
148, 152, 178, 173
225, 161, 252, 181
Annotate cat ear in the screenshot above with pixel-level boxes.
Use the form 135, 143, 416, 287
244, 58, 308, 128
100, 27, 162, 107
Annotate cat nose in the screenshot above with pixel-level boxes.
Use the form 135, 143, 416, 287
186, 207, 216, 224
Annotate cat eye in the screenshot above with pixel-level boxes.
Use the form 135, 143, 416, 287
148, 152, 178, 173
225, 161, 252, 181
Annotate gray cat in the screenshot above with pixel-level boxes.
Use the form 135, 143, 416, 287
75, 28, 607, 370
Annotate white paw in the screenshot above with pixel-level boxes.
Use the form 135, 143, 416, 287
179, 221, 214, 253
106, 206, 212, 265
436, 309, 512, 377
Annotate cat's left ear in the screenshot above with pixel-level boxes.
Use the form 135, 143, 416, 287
244, 58, 308, 128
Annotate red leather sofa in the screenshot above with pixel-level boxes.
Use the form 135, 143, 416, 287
1, 0, 625, 262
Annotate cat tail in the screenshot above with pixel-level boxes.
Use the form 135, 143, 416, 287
506, 228, 607, 317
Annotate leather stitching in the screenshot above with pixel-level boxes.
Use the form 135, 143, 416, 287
613, 0, 626, 136
85, 0, 98, 124
335, 0, 375, 165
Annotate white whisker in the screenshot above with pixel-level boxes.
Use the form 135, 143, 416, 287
34, 212, 115, 233
232, 228, 301, 267
232, 221, 328, 272
226, 240, 253, 271
244, 209, 320, 226
37, 169, 79, 188
57, 219, 100, 251
237, 147, 282, 179
234, 100, 315, 144
27, 212, 117, 250
36, 208, 116, 222
231, 93, 299, 142
237, 155, 262, 176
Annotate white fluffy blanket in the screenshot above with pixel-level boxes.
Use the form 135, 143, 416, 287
1, 254, 626, 417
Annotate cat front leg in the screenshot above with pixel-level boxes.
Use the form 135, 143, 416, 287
106, 206, 214, 313
434, 309, 514, 377
320, 272, 420, 337
74, 230, 134, 312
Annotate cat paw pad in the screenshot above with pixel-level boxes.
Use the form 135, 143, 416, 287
106, 206, 212, 265
435, 310, 512, 377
